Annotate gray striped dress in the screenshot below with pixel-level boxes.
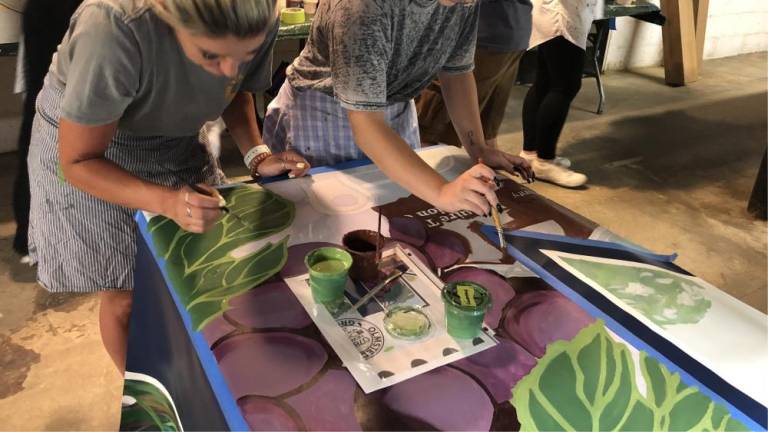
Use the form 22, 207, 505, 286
27, 81, 218, 292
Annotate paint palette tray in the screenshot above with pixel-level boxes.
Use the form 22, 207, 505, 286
283, 244, 498, 393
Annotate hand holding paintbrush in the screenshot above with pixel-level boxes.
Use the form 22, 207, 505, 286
477, 158, 507, 249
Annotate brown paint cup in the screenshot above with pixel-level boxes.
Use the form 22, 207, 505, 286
342, 230, 384, 281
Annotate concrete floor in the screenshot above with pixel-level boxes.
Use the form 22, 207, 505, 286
0, 52, 766, 429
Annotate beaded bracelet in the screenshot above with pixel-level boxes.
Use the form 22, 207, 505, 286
243, 145, 271, 169
248, 151, 272, 180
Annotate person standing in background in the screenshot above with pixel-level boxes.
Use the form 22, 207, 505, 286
12, 0, 83, 261
417, 0, 532, 150
519, 0, 603, 188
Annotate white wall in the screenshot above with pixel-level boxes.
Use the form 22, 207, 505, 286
604, 0, 768, 71
0, 1, 23, 44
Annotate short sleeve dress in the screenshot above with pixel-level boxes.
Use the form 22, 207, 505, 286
27, 0, 277, 292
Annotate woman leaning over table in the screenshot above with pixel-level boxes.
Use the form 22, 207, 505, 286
263, 0, 535, 217
27, 0, 309, 373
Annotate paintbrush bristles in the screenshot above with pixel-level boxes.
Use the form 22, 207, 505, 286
491, 207, 507, 248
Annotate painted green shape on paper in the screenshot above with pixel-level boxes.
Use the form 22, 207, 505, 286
511, 321, 748, 432
562, 258, 712, 327
121, 379, 181, 431
147, 185, 294, 331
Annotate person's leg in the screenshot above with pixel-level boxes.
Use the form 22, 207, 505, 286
533, 36, 585, 160
480, 50, 524, 148
522, 46, 550, 153
415, 79, 451, 146
98, 290, 133, 374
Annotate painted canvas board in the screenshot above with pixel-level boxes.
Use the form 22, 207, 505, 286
125, 146, 759, 431
545, 250, 768, 410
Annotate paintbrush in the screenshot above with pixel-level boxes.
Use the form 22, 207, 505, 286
156, 161, 249, 225
185, 183, 251, 226
490, 203, 507, 249
333, 270, 404, 318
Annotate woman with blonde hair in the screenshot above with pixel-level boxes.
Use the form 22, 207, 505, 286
27, 0, 308, 372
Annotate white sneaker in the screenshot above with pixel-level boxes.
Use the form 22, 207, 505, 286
519, 151, 571, 168
532, 159, 588, 188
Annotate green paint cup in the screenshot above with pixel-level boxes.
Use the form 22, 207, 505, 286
305, 247, 353, 305
442, 281, 492, 339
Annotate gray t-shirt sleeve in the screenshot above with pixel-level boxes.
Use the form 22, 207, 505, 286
441, 5, 480, 74
60, 5, 140, 125
239, 20, 279, 94
329, 1, 391, 111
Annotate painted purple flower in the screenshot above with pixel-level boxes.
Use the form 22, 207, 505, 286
382, 367, 494, 431
225, 279, 312, 330
388, 216, 428, 247
422, 228, 471, 269
285, 369, 362, 431
502, 290, 595, 358
214, 333, 327, 399
452, 338, 537, 403
238, 396, 302, 431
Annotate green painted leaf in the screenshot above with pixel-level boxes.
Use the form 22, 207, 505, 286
121, 379, 180, 431
147, 185, 295, 330
511, 321, 748, 432
562, 258, 712, 327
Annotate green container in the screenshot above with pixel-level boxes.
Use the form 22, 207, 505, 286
442, 281, 492, 339
305, 247, 353, 304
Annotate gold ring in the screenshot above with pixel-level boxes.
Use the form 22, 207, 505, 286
186, 206, 192, 217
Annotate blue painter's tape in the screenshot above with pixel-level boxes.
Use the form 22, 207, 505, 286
503, 227, 678, 263
135, 214, 249, 431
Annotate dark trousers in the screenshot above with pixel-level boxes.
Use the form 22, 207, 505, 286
13, 0, 82, 254
417, 48, 525, 146
522, 36, 585, 160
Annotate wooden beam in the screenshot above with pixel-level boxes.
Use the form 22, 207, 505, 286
693, 0, 710, 69
661, 0, 699, 86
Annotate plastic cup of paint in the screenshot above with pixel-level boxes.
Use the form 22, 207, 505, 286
303, 0, 318, 16
441, 281, 492, 339
305, 247, 353, 305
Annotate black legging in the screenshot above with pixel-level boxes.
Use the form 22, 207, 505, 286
12, 0, 82, 255
522, 36, 585, 160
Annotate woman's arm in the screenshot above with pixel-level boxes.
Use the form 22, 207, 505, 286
347, 110, 498, 215
58, 118, 221, 233
222, 91, 310, 177
438, 71, 534, 181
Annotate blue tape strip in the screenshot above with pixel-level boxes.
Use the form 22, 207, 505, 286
481, 226, 765, 429
135, 214, 248, 431
503, 228, 678, 263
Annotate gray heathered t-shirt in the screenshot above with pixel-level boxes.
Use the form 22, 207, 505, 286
477, 0, 533, 52
48, 0, 277, 136
287, 0, 479, 111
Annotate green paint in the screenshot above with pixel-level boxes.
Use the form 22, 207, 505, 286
562, 258, 712, 327
305, 247, 352, 305
311, 259, 347, 273
147, 185, 294, 331
442, 282, 491, 339
121, 379, 180, 431
511, 321, 748, 432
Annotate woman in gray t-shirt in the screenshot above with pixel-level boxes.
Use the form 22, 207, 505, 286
263, 0, 534, 217
26, 0, 307, 372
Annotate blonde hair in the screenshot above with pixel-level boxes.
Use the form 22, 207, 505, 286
151, 0, 276, 38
